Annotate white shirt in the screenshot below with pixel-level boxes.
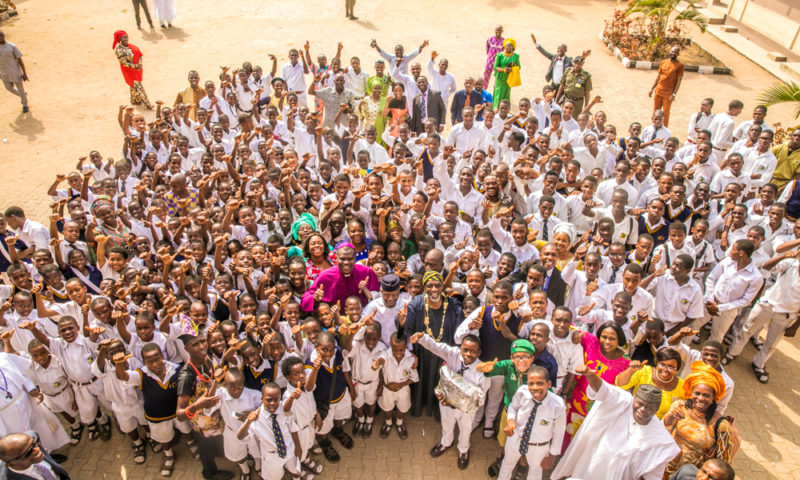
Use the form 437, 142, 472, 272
426, 60, 457, 106
362, 295, 411, 346
353, 139, 389, 167
707, 112, 736, 151
641, 124, 672, 144
507, 388, 566, 454
742, 147, 777, 190
18, 219, 50, 251
281, 62, 307, 94
686, 111, 714, 141
445, 123, 488, 153
704, 257, 763, 312
758, 258, 800, 313
733, 119, 772, 141
646, 273, 704, 330
347, 331, 387, 385
379, 348, 419, 385
592, 283, 655, 324
48, 336, 97, 384
487, 217, 540, 267
418, 334, 490, 395
595, 179, 639, 207
547, 335, 583, 394
344, 69, 369, 98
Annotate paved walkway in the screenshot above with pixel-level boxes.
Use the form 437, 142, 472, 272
1, 0, 799, 478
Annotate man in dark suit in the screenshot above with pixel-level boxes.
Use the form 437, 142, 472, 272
449, 77, 484, 124
505, 244, 566, 307
532, 33, 572, 87
0, 431, 70, 480
411, 76, 446, 134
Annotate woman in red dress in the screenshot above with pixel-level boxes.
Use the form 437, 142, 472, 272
113, 30, 153, 109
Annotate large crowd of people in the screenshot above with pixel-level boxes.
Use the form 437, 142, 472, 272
1, 19, 799, 480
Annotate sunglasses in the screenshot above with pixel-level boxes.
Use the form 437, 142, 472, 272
10, 433, 39, 463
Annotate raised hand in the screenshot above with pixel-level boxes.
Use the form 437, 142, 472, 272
576, 302, 595, 316
476, 358, 498, 373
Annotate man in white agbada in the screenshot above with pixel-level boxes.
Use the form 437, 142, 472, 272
153, 0, 177, 27
551, 364, 680, 480
0, 353, 69, 452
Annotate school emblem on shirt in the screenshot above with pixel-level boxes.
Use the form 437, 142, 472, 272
402, 370, 410, 377
620, 233, 627, 239
540, 420, 549, 426
682, 299, 688, 304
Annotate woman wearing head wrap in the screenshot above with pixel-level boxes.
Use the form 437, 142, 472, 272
662, 361, 740, 478
291, 212, 317, 245
397, 270, 463, 419
112, 31, 153, 109
492, 37, 520, 109
91, 195, 130, 249
551, 222, 577, 270
356, 77, 388, 147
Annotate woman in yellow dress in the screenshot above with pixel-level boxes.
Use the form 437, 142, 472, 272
357, 78, 387, 147
615, 347, 685, 419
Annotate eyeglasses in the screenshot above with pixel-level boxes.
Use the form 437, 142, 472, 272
658, 363, 678, 372
10, 433, 39, 463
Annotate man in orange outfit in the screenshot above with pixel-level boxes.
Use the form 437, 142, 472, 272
649, 45, 684, 127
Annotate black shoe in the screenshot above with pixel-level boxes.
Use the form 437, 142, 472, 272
396, 423, 408, 439
51, 453, 68, 464
379, 423, 392, 438
458, 451, 470, 470
160, 24, 166, 28
352, 420, 363, 436
488, 456, 503, 477
430, 443, 450, 458
87, 422, 100, 441
22, 106, 29, 113
362, 422, 374, 437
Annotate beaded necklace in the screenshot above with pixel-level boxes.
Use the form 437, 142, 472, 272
423, 295, 448, 342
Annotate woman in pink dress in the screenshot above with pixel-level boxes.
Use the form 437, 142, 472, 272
484, 25, 505, 89
563, 322, 631, 452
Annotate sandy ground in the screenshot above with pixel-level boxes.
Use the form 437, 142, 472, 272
0, 0, 799, 478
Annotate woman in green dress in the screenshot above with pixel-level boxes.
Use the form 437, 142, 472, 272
493, 38, 519, 110
357, 78, 388, 147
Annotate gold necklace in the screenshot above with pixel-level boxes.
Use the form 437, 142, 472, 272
424, 295, 448, 342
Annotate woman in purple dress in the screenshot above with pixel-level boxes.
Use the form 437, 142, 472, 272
484, 25, 505, 89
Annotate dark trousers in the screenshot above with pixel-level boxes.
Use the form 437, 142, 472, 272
197, 433, 225, 479
132, 0, 153, 26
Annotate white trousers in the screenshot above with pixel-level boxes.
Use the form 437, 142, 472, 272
691, 308, 740, 344
728, 303, 795, 368
440, 405, 476, 454
498, 439, 549, 480
472, 375, 504, 429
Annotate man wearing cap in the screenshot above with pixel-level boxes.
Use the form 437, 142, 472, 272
175, 333, 233, 480
555, 56, 591, 120
301, 244, 379, 312
476, 339, 536, 477
362, 273, 411, 346
398, 270, 463, 419
455, 281, 521, 439
552, 364, 680, 480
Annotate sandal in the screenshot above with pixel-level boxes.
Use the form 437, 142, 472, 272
69, 424, 84, 445
133, 442, 147, 464
721, 352, 736, 366
99, 420, 112, 441
299, 472, 315, 480
317, 436, 340, 463
186, 439, 201, 460
488, 455, 503, 477
303, 459, 323, 474
751, 363, 769, 384
160, 454, 175, 477
331, 427, 353, 449
750, 336, 764, 350
148, 437, 163, 453
87, 422, 100, 441
483, 427, 495, 439
310, 443, 322, 455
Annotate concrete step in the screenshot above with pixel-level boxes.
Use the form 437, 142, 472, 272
768, 52, 788, 62
705, 24, 797, 83
698, 7, 726, 24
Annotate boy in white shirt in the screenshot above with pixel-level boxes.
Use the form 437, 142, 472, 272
345, 323, 387, 437
282, 356, 322, 476
377, 333, 418, 439
238, 383, 302, 480
410, 332, 490, 470
209, 369, 262, 479
497, 366, 566, 480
